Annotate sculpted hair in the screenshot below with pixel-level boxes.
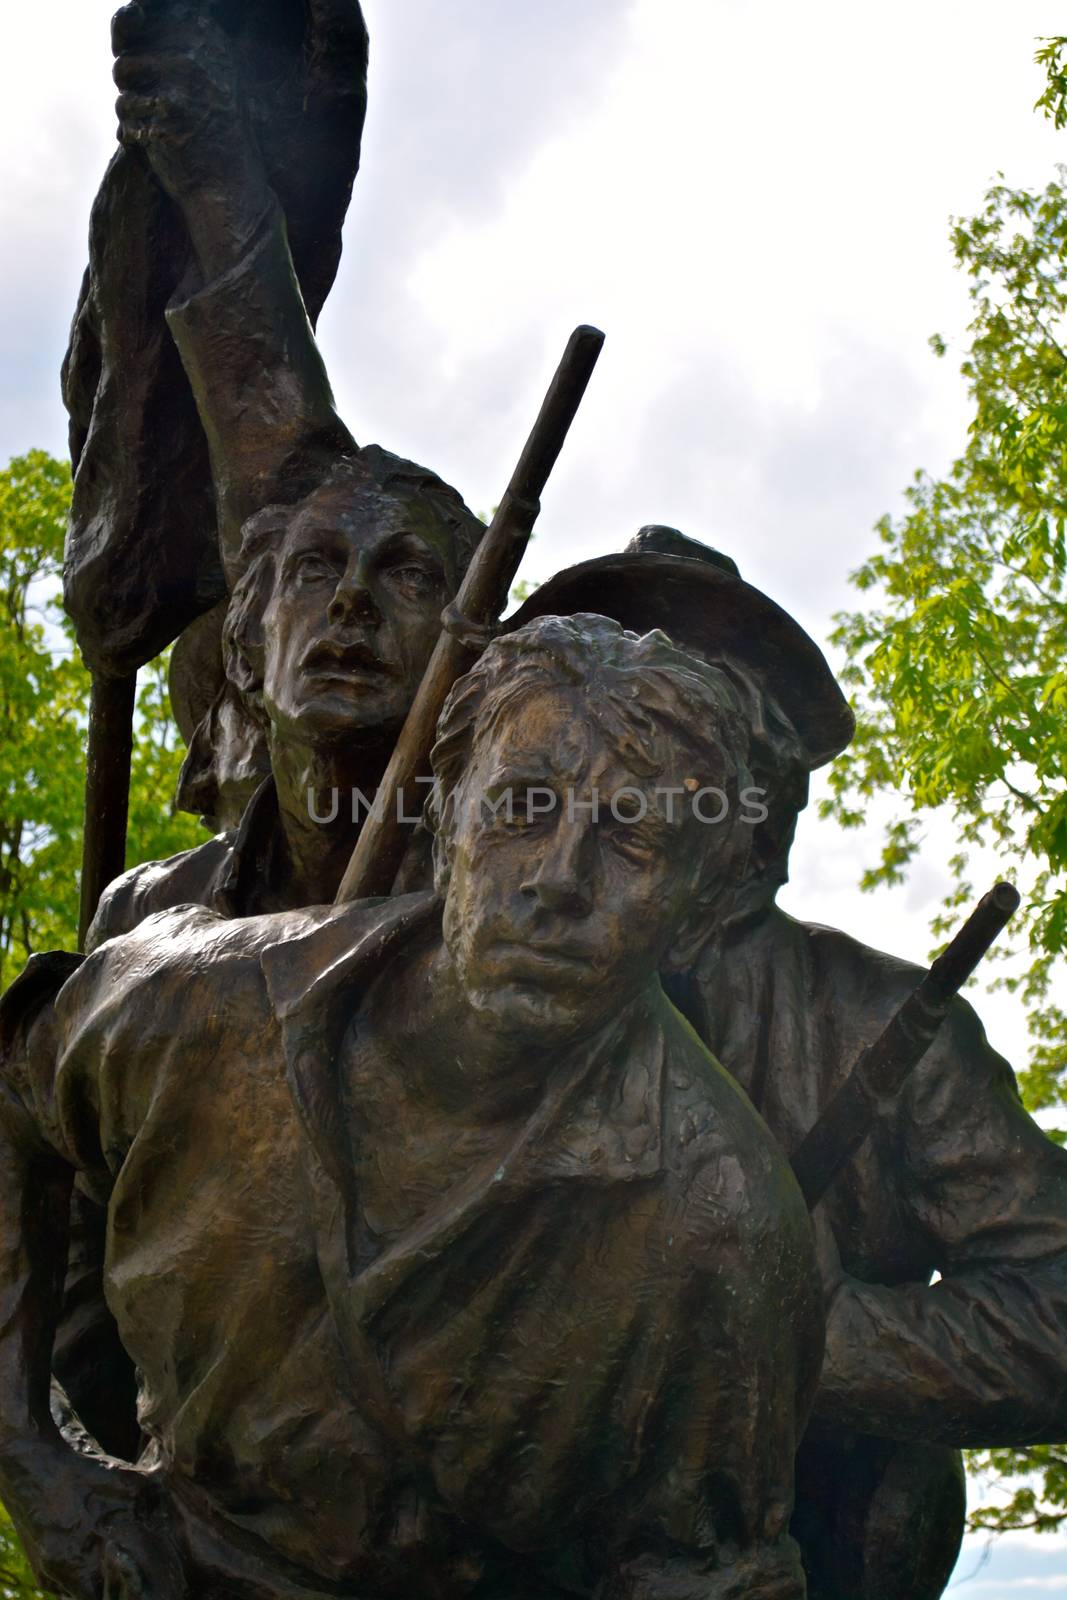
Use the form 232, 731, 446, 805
221, 452, 485, 726
429, 613, 756, 913
699, 656, 808, 910
222, 505, 291, 727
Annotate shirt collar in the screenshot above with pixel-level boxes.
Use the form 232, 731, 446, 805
216, 776, 283, 916
264, 898, 667, 1337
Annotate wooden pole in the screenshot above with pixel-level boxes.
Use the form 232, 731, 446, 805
77, 673, 138, 950
336, 324, 605, 904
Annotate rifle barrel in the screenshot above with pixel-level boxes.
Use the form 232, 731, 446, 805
336, 325, 605, 904
791, 881, 1021, 1211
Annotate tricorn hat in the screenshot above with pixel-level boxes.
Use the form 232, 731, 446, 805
508, 526, 854, 770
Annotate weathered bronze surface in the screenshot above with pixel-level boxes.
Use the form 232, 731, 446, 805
335, 323, 606, 905
515, 537, 1067, 1597
0, 620, 822, 1597
85, 0, 486, 929
64, 0, 370, 680
0, 6, 1065, 1600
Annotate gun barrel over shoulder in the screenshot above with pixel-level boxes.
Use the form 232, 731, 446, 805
791, 882, 1021, 1211
336, 325, 606, 905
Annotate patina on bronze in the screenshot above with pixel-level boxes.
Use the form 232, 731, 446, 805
67, 0, 370, 943
0, 5, 1064, 1600
0, 618, 822, 1599
336, 323, 606, 903
791, 879, 1022, 1211
85, 1, 485, 941
86, 6, 601, 944
515, 534, 1067, 1599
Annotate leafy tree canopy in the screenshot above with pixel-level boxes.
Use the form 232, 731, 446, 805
826, 39, 1067, 1539
0, 450, 201, 988
827, 182, 1067, 1110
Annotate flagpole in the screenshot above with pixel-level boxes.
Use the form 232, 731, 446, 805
77, 672, 138, 950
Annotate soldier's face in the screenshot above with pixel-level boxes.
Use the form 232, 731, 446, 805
440, 688, 707, 1043
261, 482, 449, 749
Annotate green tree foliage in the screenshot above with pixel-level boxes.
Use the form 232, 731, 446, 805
1036, 36, 1067, 130
0, 449, 204, 1590
0, 449, 202, 984
0, 1502, 46, 1599
826, 164, 1067, 1109
826, 43, 1067, 1538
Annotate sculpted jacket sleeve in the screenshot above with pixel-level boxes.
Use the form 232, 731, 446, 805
818, 997, 1067, 1445
0, 961, 82, 1526
0, 953, 183, 1598
165, 197, 356, 565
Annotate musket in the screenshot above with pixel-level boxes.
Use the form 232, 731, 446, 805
336, 324, 606, 904
791, 881, 1021, 1210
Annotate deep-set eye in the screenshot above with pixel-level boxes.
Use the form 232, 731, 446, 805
508, 799, 538, 828
294, 553, 338, 584
603, 820, 656, 864
487, 793, 531, 828
502, 789, 549, 829
387, 562, 440, 595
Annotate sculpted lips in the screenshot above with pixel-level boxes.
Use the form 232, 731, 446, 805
487, 939, 594, 982
301, 637, 396, 680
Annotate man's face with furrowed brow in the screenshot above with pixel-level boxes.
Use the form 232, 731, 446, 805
261, 479, 450, 749
440, 686, 710, 1045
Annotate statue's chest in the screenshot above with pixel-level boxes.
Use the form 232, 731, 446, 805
342, 1030, 504, 1241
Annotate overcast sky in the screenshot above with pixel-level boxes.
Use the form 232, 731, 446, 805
2, 4, 1066, 1589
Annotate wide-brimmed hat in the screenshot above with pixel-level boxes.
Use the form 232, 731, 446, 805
507, 526, 854, 770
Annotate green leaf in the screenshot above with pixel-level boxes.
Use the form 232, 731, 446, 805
825, 41, 1067, 1543
0, 452, 204, 988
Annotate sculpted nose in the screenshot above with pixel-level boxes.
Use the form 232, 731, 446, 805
525, 877, 591, 917
520, 823, 593, 918
327, 570, 378, 628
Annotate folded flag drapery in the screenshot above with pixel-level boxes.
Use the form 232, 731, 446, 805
63, 0, 370, 680
64, 0, 369, 945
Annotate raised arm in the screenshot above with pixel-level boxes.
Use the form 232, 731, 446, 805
112, 3, 355, 567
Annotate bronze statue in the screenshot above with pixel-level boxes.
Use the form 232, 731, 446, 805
57, 3, 490, 1475
513, 531, 1067, 1598
0, 5, 1064, 1599
59, 0, 601, 1489
85, 3, 485, 937
65, 0, 371, 933
0, 618, 822, 1599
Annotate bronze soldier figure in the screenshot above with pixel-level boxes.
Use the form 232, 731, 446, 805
88, 3, 485, 937
514, 530, 1067, 1599
6, 4, 1064, 1596
0, 618, 822, 1600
